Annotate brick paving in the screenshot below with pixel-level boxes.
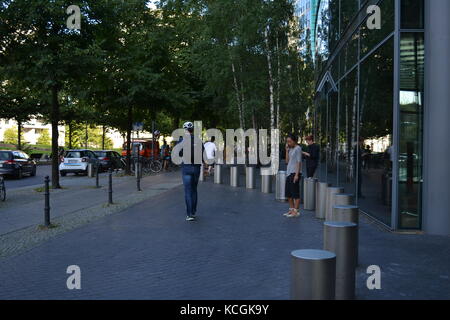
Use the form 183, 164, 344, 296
0, 170, 449, 300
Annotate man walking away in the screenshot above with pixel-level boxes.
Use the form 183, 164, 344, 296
178, 122, 205, 222
284, 134, 302, 218
302, 135, 320, 178
161, 140, 170, 171
203, 136, 217, 176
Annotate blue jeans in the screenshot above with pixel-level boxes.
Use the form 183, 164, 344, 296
181, 164, 201, 216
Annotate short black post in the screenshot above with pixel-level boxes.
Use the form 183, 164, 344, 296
95, 164, 100, 188
108, 168, 113, 204
44, 176, 50, 227
137, 160, 141, 191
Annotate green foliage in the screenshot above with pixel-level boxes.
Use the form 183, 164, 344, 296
37, 129, 51, 146
3, 126, 24, 145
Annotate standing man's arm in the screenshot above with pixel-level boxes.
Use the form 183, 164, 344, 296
294, 147, 301, 183
285, 144, 290, 164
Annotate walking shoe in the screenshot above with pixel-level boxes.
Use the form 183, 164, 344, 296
186, 216, 195, 221
287, 210, 300, 218
283, 208, 294, 217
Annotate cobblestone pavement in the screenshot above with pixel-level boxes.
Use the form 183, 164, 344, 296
0, 173, 449, 300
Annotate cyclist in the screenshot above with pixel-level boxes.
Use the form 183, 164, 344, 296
177, 122, 205, 222
160, 140, 171, 171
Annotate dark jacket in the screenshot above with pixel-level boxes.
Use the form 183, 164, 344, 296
305, 143, 320, 168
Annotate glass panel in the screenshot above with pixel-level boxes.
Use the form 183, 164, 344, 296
329, 0, 340, 51
340, 0, 359, 34
340, 31, 359, 77
327, 90, 338, 185
338, 69, 358, 195
358, 37, 394, 226
360, 0, 395, 57
398, 32, 424, 229
401, 0, 424, 29
315, 92, 328, 181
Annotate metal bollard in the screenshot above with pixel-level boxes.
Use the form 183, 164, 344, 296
334, 193, 355, 207
304, 178, 317, 210
214, 164, 223, 184
44, 176, 50, 227
275, 171, 287, 202
315, 182, 330, 219
325, 187, 344, 221
199, 164, 205, 182
302, 178, 307, 205
291, 249, 336, 300
246, 166, 256, 189
136, 161, 142, 192
261, 173, 272, 194
108, 168, 113, 204
230, 166, 239, 187
323, 221, 358, 300
95, 165, 100, 188
333, 205, 359, 224
88, 163, 95, 178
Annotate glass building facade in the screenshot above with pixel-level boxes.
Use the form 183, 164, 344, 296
313, 0, 450, 234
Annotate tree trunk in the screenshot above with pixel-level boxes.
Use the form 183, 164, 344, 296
229, 50, 244, 129
264, 25, 276, 130
125, 105, 133, 175
276, 36, 281, 130
17, 121, 22, 150
85, 123, 88, 149
102, 125, 106, 150
51, 86, 61, 189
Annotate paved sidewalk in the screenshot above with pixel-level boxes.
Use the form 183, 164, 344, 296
0, 170, 181, 235
0, 174, 449, 300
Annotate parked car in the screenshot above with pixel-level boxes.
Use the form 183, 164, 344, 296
0, 150, 37, 179
94, 150, 124, 171
59, 149, 99, 176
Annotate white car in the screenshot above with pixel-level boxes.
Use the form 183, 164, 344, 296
59, 149, 99, 176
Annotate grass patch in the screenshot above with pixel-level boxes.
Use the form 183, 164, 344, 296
37, 223, 59, 230
34, 186, 68, 193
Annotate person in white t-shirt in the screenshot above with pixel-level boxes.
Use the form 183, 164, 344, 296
203, 137, 217, 176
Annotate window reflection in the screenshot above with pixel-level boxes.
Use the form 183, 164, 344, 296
398, 32, 424, 229
358, 37, 394, 226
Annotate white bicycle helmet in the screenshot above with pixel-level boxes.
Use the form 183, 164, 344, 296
183, 122, 194, 130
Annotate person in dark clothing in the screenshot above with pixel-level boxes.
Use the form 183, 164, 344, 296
302, 135, 320, 178
178, 122, 205, 222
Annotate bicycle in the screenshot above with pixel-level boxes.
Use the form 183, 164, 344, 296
0, 175, 6, 202
142, 156, 163, 174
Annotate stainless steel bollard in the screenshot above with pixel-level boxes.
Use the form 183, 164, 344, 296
304, 178, 317, 210
88, 163, 95, 177
275, 171, 287, 202
199, 164, 204, 182
323, 222, 358, 300
332, 205, 359, 224
315, 182, 330, 219
246, 166, 256, 189
334, 193, 355, 207
230, 166, 239, 187
214, 164, 223, 184
291, 249, 336, 300
261, 173, 273, 194
326, 187, 344, 221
